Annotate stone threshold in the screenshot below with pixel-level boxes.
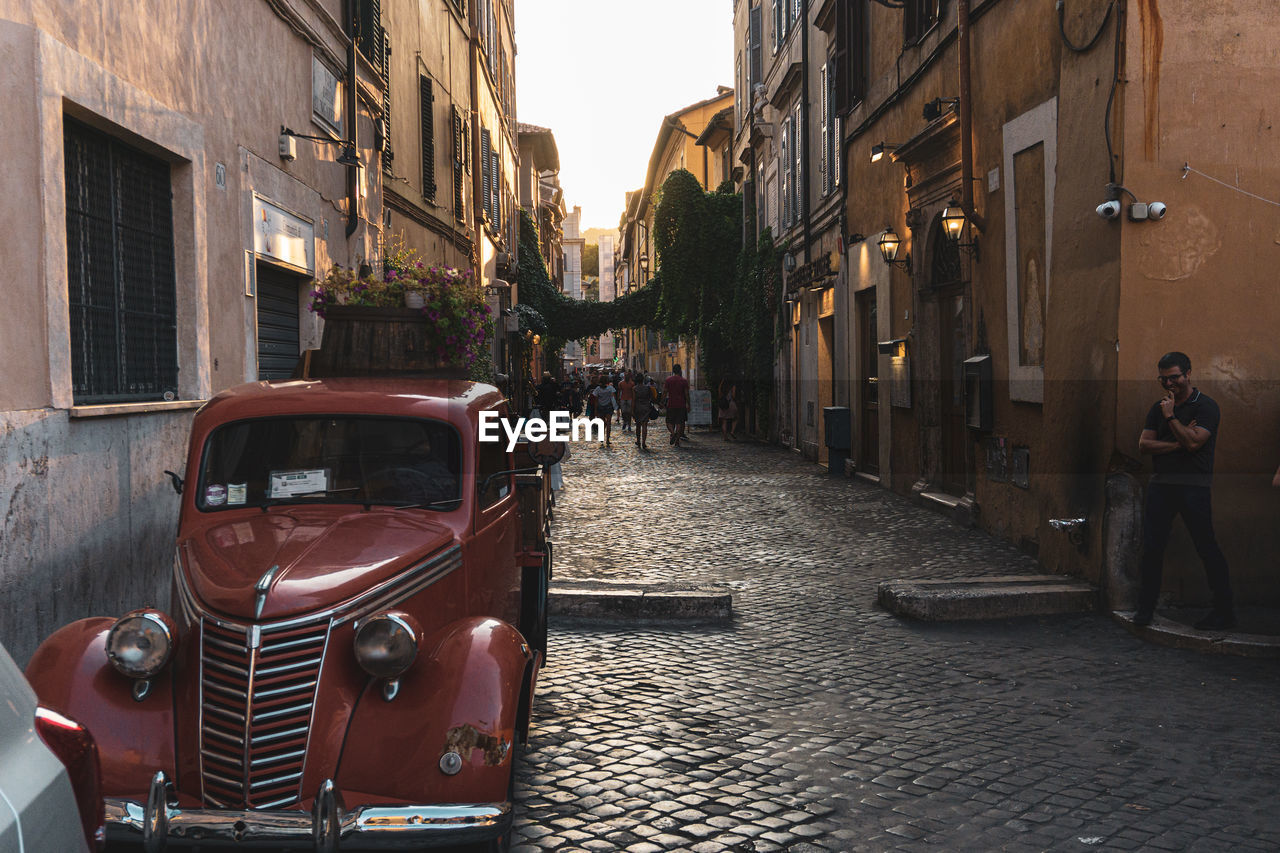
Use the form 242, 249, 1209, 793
878, 575, 1098, 621
550, 580, 732, 622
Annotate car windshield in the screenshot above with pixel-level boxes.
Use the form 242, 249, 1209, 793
197, 416, 462, 511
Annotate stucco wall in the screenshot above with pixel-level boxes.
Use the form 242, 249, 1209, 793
1116, 0, 1280, 605
0, 408, 186, 665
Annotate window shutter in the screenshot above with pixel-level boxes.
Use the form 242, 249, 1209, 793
357, 0, 384, 70
771, 0, 781, 53
420, 76, 436, 199
779, 123, 790, 225
481, 128, 491, 222
793, 106, 803, 222
382, 84, 393, 172
490, 148, 501, 230
820, 64, 829, 196
453, 107, 465, 222
749, 7, 763, 89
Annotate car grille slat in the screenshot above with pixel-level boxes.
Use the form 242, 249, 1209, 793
200, 618, 330, 809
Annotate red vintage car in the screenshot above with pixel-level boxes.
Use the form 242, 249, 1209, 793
26, 377, 553, 851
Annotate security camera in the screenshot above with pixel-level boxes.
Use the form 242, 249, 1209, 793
1096, 200, 1121, 220
1147, 201, 1167, 220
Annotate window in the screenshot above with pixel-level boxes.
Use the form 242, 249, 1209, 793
779, 121, 791, 225
749, 5, 763, 94
835, 0, 869, 113
480, 127, 492, 223
792, 102, 804, 222
420, 75, 436, 200
905, 0, 940, 46
355, 0, 385, 73
476, 430, 511, 509
452, 107, 465, 222
64, 117, 177, 404
197, 416, 462, 511
821, 61, 840, 195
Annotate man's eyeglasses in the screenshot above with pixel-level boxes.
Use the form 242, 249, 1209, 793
1157, 373, 1186, 385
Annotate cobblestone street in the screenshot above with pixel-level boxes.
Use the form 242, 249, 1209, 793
511, 428, 1280, 852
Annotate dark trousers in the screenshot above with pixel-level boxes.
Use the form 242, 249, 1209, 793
1139, 482, 1233, 614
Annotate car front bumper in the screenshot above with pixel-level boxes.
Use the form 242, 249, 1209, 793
105, 774, 511, 851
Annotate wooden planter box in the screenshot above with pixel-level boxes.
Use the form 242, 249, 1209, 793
305, 306, 466, 378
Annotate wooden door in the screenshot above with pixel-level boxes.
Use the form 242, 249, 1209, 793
856, 289, 879, 475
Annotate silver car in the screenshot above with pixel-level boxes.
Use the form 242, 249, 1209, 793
0, 640, 100, 852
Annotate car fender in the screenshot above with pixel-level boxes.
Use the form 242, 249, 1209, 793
338, 616, 533, 804
25, 619, 175, 796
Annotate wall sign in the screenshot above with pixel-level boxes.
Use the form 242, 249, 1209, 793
253, 196, 315, 274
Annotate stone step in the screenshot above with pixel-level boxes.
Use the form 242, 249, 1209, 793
877, 575, 1098, 621
550, 580, 732, 622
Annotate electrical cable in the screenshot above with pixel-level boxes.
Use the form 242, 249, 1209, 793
1182, 164, 1280, 209
1102, 0, 1123, 185
1057, 0, 1114, 53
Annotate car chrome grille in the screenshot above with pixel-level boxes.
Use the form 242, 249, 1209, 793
200, 619, 330, 809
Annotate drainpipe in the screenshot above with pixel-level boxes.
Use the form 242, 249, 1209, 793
469, 9, 483, 284
958, 0, 985, 232
345, 3, 360, 238
800, 0, 812, 262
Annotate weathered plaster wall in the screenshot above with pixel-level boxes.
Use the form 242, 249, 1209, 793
0, 409, 186, 665
1117, 0, 1280, 604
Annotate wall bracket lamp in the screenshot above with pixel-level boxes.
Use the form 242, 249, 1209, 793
870, 142, 900, 164
923, 97, 959, 122
941, 200, 979, 260
877, 228, 911, 270
280, 126, 361, 167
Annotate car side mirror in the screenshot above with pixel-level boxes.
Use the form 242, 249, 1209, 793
163, 470, 184, 495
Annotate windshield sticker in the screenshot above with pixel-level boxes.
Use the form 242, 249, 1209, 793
228, 483, 247, 505
205, 484, 228, 506
269, 469, 330, 497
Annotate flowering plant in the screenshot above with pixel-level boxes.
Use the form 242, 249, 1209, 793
309, 241, 494, 372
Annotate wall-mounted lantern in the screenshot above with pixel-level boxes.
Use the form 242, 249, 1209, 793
877, 228, 911, 270
941, 199, 979, 259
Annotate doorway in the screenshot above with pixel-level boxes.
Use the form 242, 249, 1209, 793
256, 263, 305, 380
937, 291, 968, 495
856, 288, 879, 476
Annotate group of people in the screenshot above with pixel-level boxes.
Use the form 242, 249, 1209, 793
533, 365, 709, 450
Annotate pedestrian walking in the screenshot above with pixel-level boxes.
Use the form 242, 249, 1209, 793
618, 371, 636, 432
591, 377, 618, 447
536, 371, 559, 419
718, 382, 739, 441
633, 372, 654, 449
1134, 351, 1235, 630
664, 364, 690, 447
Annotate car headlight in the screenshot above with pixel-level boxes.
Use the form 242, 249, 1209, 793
105, 610, 176, 679
353, 613, 419, 680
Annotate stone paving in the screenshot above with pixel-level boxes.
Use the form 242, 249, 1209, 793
506, 426, 1280, 852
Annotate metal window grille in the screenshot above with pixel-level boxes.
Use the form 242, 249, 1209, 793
64, 117, 177, 404
420, 75, 436, 199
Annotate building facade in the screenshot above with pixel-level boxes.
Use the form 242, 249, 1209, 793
0, 0, 525, 664
743, 0, 1280, 606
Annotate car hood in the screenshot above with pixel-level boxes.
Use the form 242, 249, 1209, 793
179, 508, 457, 621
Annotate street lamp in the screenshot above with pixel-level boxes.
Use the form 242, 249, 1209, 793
638, 254, 649, 280
280, 126, 361, 167
870, 142, 900, 163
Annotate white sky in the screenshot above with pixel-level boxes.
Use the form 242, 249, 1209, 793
514, 1, 734, 235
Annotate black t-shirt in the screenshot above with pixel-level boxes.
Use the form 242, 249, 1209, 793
1144, 389, 1220, 486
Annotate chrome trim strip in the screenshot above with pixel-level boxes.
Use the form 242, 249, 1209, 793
176, 545, 463, 633
106, 797, 513, 848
